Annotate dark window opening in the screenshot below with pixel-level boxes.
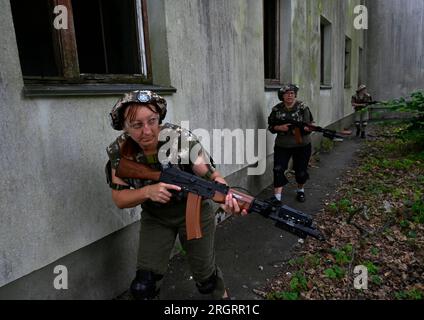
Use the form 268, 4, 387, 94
344, 36, 352, 87
358, 47, 364, 85
10, 0, 59, 77
264, 0, 280, 82
10, 0, 150, 84
320, 16, 332, 87
72, 0, 140, 75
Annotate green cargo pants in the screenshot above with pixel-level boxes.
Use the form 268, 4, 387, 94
137, 200, 225, 299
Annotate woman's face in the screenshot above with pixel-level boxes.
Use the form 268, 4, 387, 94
283, 91, 296, 105
124, 104, 161, 150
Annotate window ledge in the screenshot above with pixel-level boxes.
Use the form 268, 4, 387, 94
23, 83, 177, 97
265, 84, 282, 91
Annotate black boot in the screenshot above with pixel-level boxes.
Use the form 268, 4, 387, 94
356, 126, 361, 137
361, 131, 366, 139
296, 191, 305, 203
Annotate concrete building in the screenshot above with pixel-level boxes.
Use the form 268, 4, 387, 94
0, 0, 422, 299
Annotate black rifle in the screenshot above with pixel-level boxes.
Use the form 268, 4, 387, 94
116, 158, 325, 241
270, 119, 346, 143
354, 100, 381, 112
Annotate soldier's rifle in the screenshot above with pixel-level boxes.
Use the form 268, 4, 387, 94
115, 158, 324, 242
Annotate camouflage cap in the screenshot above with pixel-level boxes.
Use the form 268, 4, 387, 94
356, 84, 367, 93
109, 90, 167, 130
278, 84, 299, 101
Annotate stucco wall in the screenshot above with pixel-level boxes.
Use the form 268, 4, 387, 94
366, 0, 424, 100
0, 0, 270, 291
1, 0, 369, 295
263, 0, 363, 135
161, 0, 270, 177
0, 0, 140, 288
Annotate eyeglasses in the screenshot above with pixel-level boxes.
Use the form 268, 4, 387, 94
126, 117, 159, 130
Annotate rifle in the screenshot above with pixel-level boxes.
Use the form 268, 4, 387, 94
271, 119, 346, 144
115, 158, 324, 241
354, 100, 381, 112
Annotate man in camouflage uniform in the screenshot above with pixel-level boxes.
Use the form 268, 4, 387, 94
351, 84, 373, 139
268, 84, 314, 203
105, 90, 244, 300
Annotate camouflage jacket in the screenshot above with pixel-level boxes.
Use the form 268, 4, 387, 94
267, 101, 314, 148
352, 93, 373, 107
105, 123, 216, 211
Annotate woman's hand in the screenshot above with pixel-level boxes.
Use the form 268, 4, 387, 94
221, 192, 248, 216
145, 182, 181, 203
212, 176, 248, 216
275, 124, 290, 132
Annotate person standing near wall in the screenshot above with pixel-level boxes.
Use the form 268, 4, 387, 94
267, 84, 314, 204
105, 90, 246, 300
351, 84, 373, 139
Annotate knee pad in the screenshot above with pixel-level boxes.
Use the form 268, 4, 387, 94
196, 270, 218, 295
130, 270, 163, 300
362, 122, 368, 127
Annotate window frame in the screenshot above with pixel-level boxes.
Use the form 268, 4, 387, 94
344, 36, 352, 88
320, 16, 332, 89
263, 0, 281, 85
18, 0, 152, 86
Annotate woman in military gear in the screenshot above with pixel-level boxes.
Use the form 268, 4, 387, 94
351, 84, 373, 139
267, 84, 314, 203
106, 90, 245, 299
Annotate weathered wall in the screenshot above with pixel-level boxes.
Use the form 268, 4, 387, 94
0, 0, 269, 296
1, 0, 371, 298
366, 0, 424, 100
0, 0, 140, 289
266, 0, 364, 146
161, 0, 269, 178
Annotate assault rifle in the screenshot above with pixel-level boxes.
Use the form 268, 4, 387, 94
115, 158, 324, 241
353, 100, 382, 112
270, 119, 347, 144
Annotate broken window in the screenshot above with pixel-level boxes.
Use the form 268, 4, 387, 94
10, 0, 151, 84
263, 0, 280, 83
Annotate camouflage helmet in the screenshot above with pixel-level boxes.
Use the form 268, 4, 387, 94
278, 84, 299, 101
109, 90, 167, 130
356, 84, 367, 93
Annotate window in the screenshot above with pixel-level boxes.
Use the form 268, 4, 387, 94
358, 47, 364, 85
263, 0, 280, 83
10, 0, 151, 85
320, 16, 332, 87
344, 36, 352, 88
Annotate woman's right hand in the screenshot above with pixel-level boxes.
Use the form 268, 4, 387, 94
145, 183, 181, 203
275, 124, 290, 132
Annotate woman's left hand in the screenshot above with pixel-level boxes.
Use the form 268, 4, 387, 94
221, 192, 248, 216
214, 177, 248, 216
